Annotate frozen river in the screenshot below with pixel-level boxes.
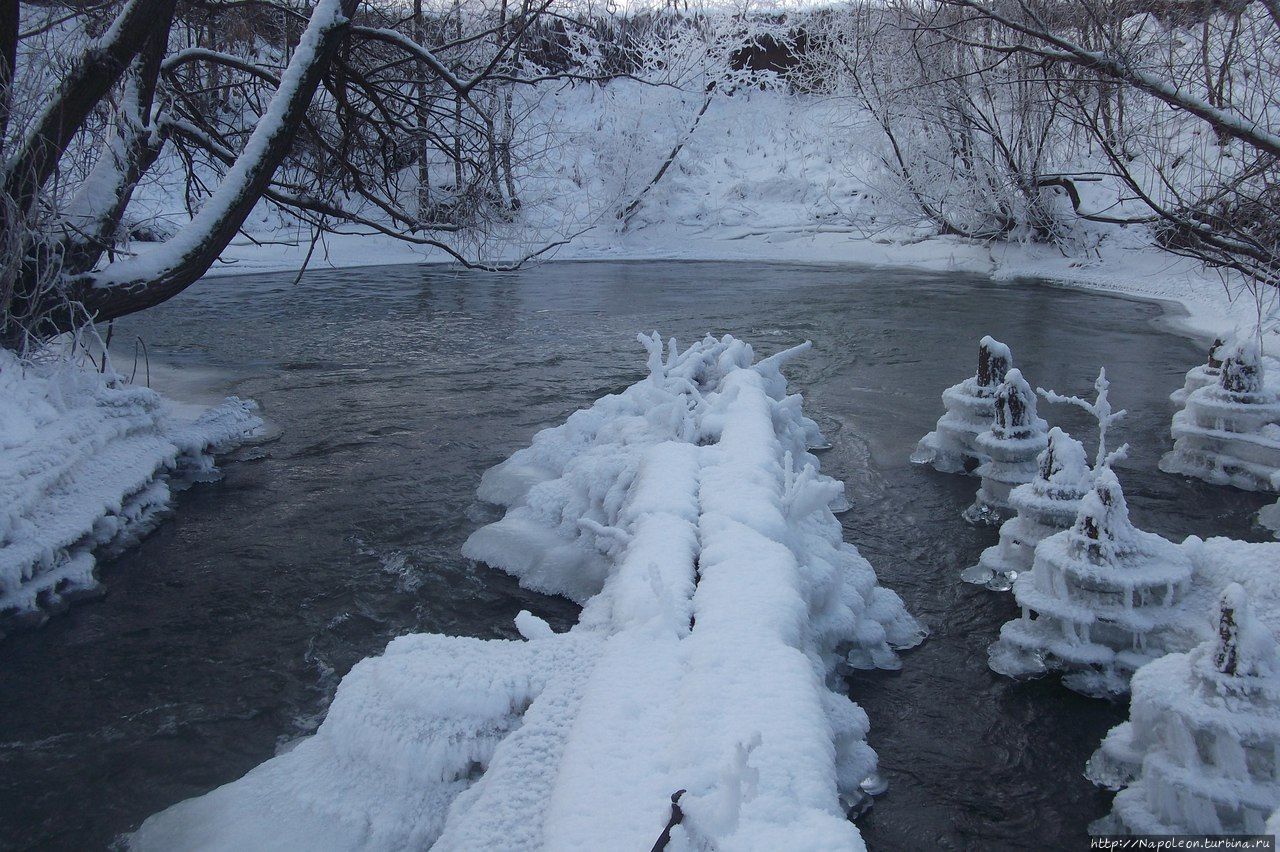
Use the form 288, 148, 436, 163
0, 260, 1270, 850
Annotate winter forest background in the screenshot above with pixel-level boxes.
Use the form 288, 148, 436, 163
3, 0, 1279, 347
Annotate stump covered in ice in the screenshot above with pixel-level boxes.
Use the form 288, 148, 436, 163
963, 368, 1048, 526
1085, 584, 1280, 835
1169, 338, 1226, 405
988, 467, 1195, 697
912, 336, 1012, 473
1160, 339, 1280, 492
132, 333, 924, 852
961, 428, 1090, 591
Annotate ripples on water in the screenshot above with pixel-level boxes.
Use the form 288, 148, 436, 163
0, 261, 1270, 851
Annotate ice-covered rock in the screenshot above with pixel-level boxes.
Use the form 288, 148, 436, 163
0, 350, 263, 634
1261, 472, 1280, 539
988, 467, 1196, 697
912, 335, 1012, 474
132, 333, 923, 851
1160, 339, 1280, 492
1086, 584, 1280, 835
961, 427, 1089, 591
1169, 338, 1225, 406
963, 368, 1049, 526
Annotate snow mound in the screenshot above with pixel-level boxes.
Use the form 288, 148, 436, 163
0, 350, 263, 633
1086, 583, 1280, 835
134, 333, 922, 850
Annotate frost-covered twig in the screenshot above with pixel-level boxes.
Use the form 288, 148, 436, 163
1038, 368, 1128, 470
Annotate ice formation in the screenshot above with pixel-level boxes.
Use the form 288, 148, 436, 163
963, 368, 1049, 526
1261, 473, 1280, 539
960, 427, 1090, 591
132, 333, 924, 851
0, 350, 263, 634
1160, 339, 1280, 492
1169, 338, 1225, 405
988, 467, 1196, 697
1086, 584, 1280, 835
912, 335, 1012, 474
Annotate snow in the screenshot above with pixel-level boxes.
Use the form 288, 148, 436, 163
989, 461, 1280, 698
82, 75, 1267, 353
912, 336, 1013, 474
1086, 582, 1280, 835
0, 349, 263, 633
961, 427, 1089, 591
966, 367, 1049, 525
989, 467, 1197, 697
131, 332, 923, 850
1160, 343, 1280, 493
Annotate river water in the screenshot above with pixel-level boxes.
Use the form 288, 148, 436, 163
0, 261, 1271, 851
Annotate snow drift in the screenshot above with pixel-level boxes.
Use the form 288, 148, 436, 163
132, 332, 923, 851
0, 350, 263, 633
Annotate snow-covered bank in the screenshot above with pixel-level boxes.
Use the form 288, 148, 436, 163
205, 218, 1260, 348
131, 333, 923, 851
0, 351, 264, 634
175, 85, 1270, 349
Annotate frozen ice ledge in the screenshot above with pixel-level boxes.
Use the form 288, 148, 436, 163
131, 333, 924, 851
0, 349, 264, 634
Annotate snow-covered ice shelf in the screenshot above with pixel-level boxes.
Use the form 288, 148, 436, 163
0, 350, 263, 634
131, 333, 924, 851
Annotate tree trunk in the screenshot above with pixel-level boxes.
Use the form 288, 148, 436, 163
64, 0, 360, 326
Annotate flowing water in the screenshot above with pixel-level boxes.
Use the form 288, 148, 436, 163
0, 261, 1272, 851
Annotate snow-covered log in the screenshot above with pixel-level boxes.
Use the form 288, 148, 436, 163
912, 335, 1012, 474
0, 350, 262, 634
1160, 340, 1280, 493
132, 333, 923, 851
1086, 583, 1280, 835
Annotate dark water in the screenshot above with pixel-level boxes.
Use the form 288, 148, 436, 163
0, 261, 1271, 851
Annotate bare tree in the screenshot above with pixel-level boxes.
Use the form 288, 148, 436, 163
941, 0, 1280, 291
1, 0, 575, 349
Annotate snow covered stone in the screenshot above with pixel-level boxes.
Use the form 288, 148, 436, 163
1085, 584, 1280, 835
132, 333, 923, 851
912, 335, 1012, 474
1260, 473, 1280, 539
0, 350, 263, 635
961, 427, 1089, 591
1169, 338, 1225, 406
963, 368, 1049, 526
988, 467, 1195, 697
1160, 339, 1280, 492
